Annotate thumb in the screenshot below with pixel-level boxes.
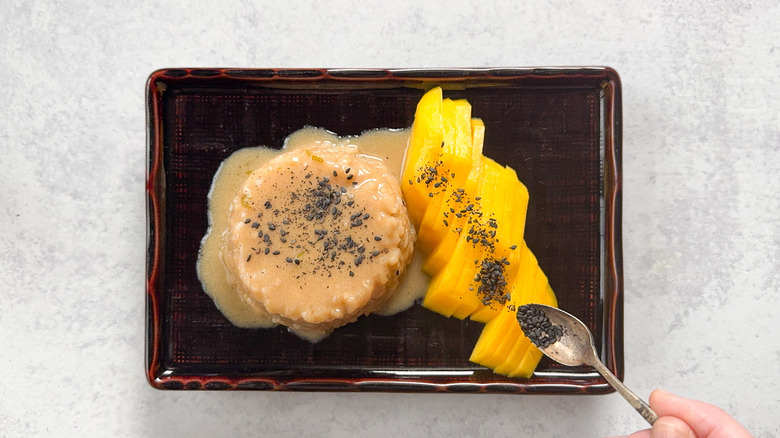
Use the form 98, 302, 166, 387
650, 417, 696, 438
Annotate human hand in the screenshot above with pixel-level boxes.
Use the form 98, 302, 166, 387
607, 389, 753, 438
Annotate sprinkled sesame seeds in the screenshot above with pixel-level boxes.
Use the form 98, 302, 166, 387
474, 257, 511, 306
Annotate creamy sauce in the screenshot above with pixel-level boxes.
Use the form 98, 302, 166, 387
197, 127, 430, 339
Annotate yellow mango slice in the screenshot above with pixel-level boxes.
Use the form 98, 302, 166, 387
469, 249, 535, 366
470, 243, 559, 378
403, 88, 444, 224
507, 284, 558, 378
470, 118, 485, 161
509, 347, 544, 378
446, 159, 510, 319
468, 305, 519, 364
420, 168, 482, 275
467, 167, 527, 322
421, 158, 503, 317
420, 119, 486, 275
416, 100, 474, 253
493, 333, 532, 376
421, 246, 472, 317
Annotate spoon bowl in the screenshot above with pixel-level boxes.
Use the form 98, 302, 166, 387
518, 304, 659, 425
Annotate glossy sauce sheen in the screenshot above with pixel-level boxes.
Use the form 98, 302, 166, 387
197, 127, 430, 339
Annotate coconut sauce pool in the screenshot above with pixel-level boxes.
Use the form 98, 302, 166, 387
196, 127, 429, 333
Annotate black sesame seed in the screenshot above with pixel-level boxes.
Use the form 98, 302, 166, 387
244, 218, 251, 224
374, 236, 382, 241
246, 254, 252, 262
272, 251, 280, 255
286, 257, 293, 263
347, 174, 354, 180
251, 222, 260, 229
264, 247, 270, 255
516, 305, 563, 348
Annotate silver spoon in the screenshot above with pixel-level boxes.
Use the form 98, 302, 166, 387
517, 304, 658, 425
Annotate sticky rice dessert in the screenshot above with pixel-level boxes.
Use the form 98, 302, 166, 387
220, 144, 415, 340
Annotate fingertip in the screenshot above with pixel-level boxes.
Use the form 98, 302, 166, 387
650, 417, 696, 438
649, 388, 671, 403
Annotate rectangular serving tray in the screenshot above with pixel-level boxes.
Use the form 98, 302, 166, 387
146, 67, 623, 393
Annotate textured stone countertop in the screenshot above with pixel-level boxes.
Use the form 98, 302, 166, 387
1, 1, 778, 437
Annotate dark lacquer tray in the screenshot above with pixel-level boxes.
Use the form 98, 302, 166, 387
146, 67, 623, 393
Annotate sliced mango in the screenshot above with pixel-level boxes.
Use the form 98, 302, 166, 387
402, 87, 444, 224
416, 99, 474, 253
419, 120, 485, 274
507, 284, 558, 378
421, 251, 471, 317
470, 244, 560, 378
405, 88, 559, 380
468, 306, 518, 364
465, 166, 518, 321
493, 334, 532, 376
437, 159, 509, 318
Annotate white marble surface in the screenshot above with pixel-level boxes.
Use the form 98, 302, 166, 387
1, 1, 778, 436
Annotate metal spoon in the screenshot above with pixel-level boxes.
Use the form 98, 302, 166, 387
518, 304, 658, 425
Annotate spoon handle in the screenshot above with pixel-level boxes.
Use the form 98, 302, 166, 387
591, 358, 659, 425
